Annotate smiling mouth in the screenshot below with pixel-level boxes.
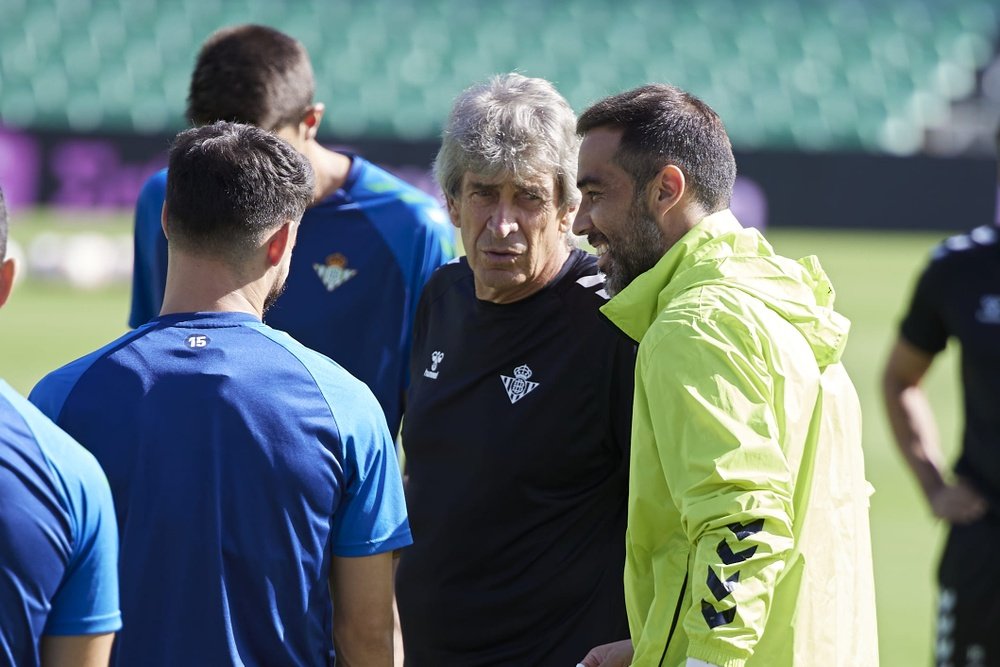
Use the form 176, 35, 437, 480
588, 234, 610, 257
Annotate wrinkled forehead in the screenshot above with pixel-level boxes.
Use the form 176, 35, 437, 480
460, 168, 557, 196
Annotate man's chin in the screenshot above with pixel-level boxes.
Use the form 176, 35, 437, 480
603, 262, 627, 296
605, 258, 654, 297
596, 251, 611, 275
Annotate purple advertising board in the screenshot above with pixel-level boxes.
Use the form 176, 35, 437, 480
0, 124, 994, 232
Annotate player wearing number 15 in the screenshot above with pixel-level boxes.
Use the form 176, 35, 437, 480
30, 123, 411, 667
129, 25, 455, 438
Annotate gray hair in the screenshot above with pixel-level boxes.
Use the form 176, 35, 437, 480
434, 73, 581, 209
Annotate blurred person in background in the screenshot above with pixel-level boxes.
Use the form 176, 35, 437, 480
882, 140, 1000, 665
395, 73, 635, 666
0, 186, 121, 667
574, 84, 878, 667
129, 24, 455, 438
31, 123, 410, 667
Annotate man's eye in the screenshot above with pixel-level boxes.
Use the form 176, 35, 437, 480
586, 191, 602, 202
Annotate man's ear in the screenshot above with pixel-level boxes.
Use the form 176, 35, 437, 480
160, 202, 169, 239
0, 257, 16, 309
648, 164, 685, 220
265, 222, 293, 266
558, 200, 579, 233
302, 103, 325, 142
445, 195, 461, 229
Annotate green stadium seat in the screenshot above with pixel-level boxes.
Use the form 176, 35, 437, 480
0, 73, 36, 124
1, 0, 996, 153
65, 91, 105, 131
87, 7, 127, 55
61, 35, 101, 80
97, 66, 135, 112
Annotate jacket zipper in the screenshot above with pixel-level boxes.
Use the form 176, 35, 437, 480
659, 572, 689, 666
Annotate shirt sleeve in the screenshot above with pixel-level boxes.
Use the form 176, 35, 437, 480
43, 448, 121, 636
899, 255, 949, 354
330, 414, 413, 557
128, 176, 169, 328
401, 207, 456, 389
641, 317, 794, 667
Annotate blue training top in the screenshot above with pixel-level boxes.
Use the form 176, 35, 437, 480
0, 380, 121, 666
30, 312, 412, 667
129, 156, 456, 436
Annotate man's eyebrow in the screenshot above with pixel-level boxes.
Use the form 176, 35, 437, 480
577, 176, 603, 189
466, 180, 498, 190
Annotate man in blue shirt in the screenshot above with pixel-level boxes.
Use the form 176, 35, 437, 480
32, 122, 411, 667
129, 24, 455, 437
0, 186, 121, 667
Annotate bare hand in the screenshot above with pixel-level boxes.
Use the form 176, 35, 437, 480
930, 479, 988, 524
577, 639, 633, 667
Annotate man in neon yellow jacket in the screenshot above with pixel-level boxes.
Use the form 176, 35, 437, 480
573, 85, 878, 667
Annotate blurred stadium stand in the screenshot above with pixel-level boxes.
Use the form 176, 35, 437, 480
1, 0, 998, 154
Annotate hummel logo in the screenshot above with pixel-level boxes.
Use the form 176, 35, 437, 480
976, 295, 1000, 324
313, 253, 357, 292
500, 364, 539, 404
702, 519, 763, 630
423, 351, 444, 379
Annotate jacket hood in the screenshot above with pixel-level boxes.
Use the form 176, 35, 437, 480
601, 210, 850, 368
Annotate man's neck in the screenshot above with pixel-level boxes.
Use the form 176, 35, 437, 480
159, 253, 267, 320
300, 142, 352, 203
661, 201, 711, 250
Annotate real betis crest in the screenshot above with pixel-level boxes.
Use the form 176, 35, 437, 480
500, 364, 539, 404
313, 253, 357, 292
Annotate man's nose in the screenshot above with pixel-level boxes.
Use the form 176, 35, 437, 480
487, 202, 518, 237
572, 204, 593, 236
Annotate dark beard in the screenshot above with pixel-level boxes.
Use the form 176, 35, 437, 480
262, 277, 287, 315
604, 197, 668, 296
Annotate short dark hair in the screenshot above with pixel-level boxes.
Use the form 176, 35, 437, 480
165, 122, 314, 263
577, 84, 736, 212
0, 186, 7, 261
186, 25, 315, 131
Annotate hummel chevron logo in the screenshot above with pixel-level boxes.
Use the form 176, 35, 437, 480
707, 568, 740, 602
703, 519, 764, 630
701, 600, 736, 629
717, 519, 764, 565
717, 541, 757, 565
728, 519, 764, 540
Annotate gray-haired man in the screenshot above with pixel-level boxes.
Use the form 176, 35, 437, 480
395, 73, 636, 666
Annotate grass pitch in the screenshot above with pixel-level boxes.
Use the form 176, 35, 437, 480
0, 211, 959, 667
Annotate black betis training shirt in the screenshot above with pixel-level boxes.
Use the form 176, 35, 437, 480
397, 249, 635, 667
901, 225, 1000, 503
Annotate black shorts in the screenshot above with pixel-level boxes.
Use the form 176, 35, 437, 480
936, 517, 1000, 667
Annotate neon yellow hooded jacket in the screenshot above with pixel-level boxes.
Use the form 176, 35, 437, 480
601, 211, 878, 667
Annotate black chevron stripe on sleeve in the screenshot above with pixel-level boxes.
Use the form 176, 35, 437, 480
727, 519, 764, 541
717, 539, 757, 565
706, 567, 740, 602
702, 518, 766, 629
701, 600, 737, 629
